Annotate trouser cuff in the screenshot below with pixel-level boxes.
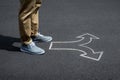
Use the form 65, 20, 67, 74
23, 39, 33, 45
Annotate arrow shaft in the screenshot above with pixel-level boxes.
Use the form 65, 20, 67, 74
49, 41, 94, 54
49, 42, 76, 50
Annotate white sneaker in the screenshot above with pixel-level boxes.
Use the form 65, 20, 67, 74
31, 33, 52, 42
20, 42, 45, 55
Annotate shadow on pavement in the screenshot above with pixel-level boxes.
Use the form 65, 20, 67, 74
0, 35, 20, 52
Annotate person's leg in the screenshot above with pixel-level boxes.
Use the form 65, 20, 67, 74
19, 0, 45, 54
30, 0, 52, 42
18, 0, 36, 44
31, 0, 42, 36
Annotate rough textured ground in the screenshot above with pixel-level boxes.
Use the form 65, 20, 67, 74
0, 0, 120, 80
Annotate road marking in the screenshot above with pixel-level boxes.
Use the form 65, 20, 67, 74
49, 33, 104, 61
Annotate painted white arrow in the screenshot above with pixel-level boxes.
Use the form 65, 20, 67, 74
49, 33, 103, 61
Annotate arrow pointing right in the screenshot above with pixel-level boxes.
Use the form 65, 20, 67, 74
49, 33, 104, 61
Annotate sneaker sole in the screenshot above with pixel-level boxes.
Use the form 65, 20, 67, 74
20, 48, 45, 55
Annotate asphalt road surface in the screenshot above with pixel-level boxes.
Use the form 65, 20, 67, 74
0, 0, 120, 80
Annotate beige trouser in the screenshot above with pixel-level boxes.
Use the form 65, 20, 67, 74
18, 0, 42, 44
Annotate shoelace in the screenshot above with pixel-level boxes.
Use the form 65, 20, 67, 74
37, 33, 44, 37
29, 42, 36, 48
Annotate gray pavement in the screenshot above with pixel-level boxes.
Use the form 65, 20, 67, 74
0, 0, 120, 80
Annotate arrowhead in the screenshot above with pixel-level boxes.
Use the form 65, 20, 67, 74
76, 33, 99, 39
80, 51, 103, 61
